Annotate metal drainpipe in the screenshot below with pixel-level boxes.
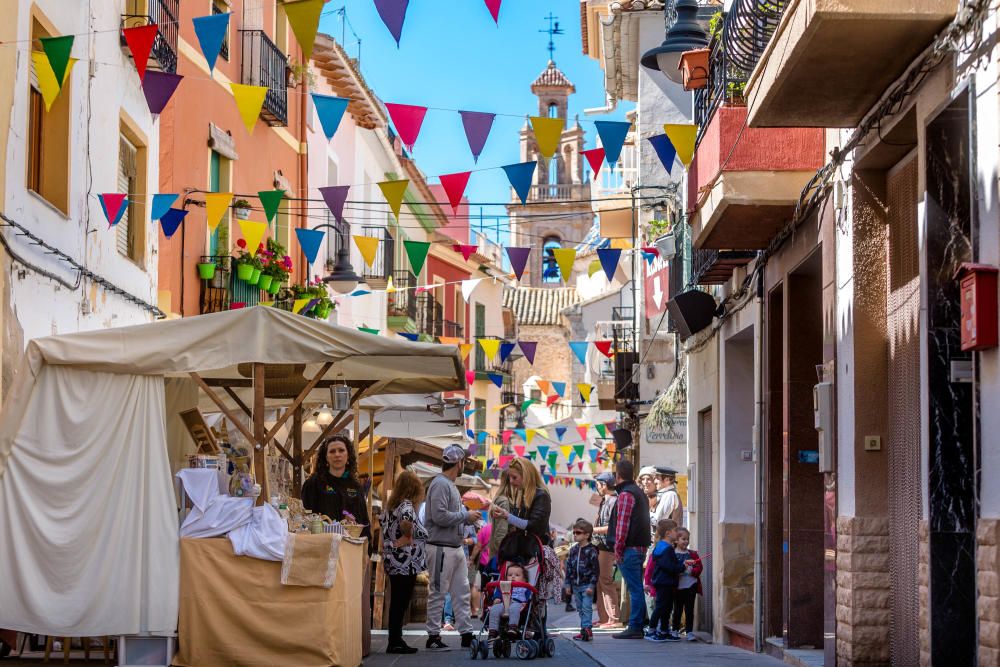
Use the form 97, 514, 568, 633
752, 267, 765, 653
298, 42, 309, 283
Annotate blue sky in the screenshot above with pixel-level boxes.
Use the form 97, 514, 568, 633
317, 1, 634, 240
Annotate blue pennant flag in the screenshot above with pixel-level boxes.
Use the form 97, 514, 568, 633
589, 449, 599, 462
597, 248, 622, 282
514, 428, 527, 442
537, 445, 550, 461
150, 193, 178, 221
569, 341, 589, 365
487, 373, 503, 388
349, 289, 371, 296
398, 332, 419, 341
477, 431, 489, 444
311, 94, 350, 140
555, 426, 567, 442
502, 161, 537, 205
467, 429, 475, 440
648, 134, 677, 174
159, 208, 187, 239
642, 251, 656, 265
294, 228, 325, 265
498, 342, 516, 363
594, 120, 632, 168
551, 381, 566, 397
192, 12, 230, 73
464, 408, 478, 418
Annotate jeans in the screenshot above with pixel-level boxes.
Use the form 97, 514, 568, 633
388, 574, 417, 645
672, 586, 696, 633
650, 584, 675, 633
619, 549, 647, 630
572, 585, 594, 629
443, 594, 454, 624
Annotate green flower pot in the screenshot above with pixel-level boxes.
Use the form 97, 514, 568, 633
268, 281, 282, 295
236, 263, 255, 282
315, 305, 331, 320
197, 263, 217, 280
257, 274, 273, 292
250, 268, 262, 285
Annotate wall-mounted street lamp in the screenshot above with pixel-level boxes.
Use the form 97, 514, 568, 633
640, 0, 709, 84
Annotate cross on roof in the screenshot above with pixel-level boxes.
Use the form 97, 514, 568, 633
539, 13, 564, 63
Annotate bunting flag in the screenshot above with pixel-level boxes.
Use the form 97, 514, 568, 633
513, 428, 527, 442
385, 276, 397, 295
293, 298, 312, 314
582, 147, 605, 176
40, 35, 74, 84
439, 171, 471, 213
502, 430, 513, 445
642, 250, 657, 265
258, 190, 285, 223
664, 124, 698, 166
403, 240, 430, 275
204, 193, 233, 232
122, 24, 158, 80
525, 429, 536, 445
490, 444, 502, 459
459, 343, 473, 359
294, 228, 324, 265
192, 12, 230, 73
465, 370, 476, 384
560, 445, 572, 461
385, 103, 427, 151
513, 444, 525, 458
597, 248, 622, 281
461, 278, 482, 301
238, 220, 268, 257
378, 180, 409, 220
493, 403, 510, 413
595, 423, 607, 438
319, 185, 350, 223
142, 71, 182, 115
573, 444, 586, 459
554, 426, 566, 442
498, 342, 516, 363
552, 248, 576, 282
498, 454, 513, 468
99, 194, 128, 228
594, 340, 614, 358
284, 0, 324, 59
150, 194, 178, 221
503, 162, 536, 205
32, 52, 76, 111
569, 341, 588, 364
478, 337, 500, 361
521, 399, 536, 412
518, 341, 537, 364
312, 94, 350, 140
535, 379, 551, 395
487, 373, 503, 388
578, 384, 593, 403
551, 381, 566, 397
536, 445, 549, 461
587, 260, 602, 278
353, 235, 379, 268
484, 0, 502, 23
648, 134, 677, 174
374, 0, 409, 46
547, 452, 558, 469
231, 83, 268, 134
159, 208, 187, 238
459, 110, 495, 162
546, 394, 559, 407
527, 451, 537, 461
594, 120, 632, 168
576, 425, 589, 441
350, 288, 371, 296
589, 449, 599, 463
398, 332, 419, 341
455, 244, 478, 261
529, 117, 564, 159
506, 247, 531, 280
359, 327, 380, 335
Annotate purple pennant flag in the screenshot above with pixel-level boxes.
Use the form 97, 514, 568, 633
459, 111, 496, 163
506, 247, 530, 280
159, 208, 188, 239
319, 185, 350, 223
142, 71, 182, 115
374, 0, 409, 46
518, 341, 537, 365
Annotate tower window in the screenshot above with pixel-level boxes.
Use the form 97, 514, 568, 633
542, 236, 561, 283
548, 102, 558, 118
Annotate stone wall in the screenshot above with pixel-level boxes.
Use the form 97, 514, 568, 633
512, 324, 572, 396
919, 520, 930, 666
978, 518, 1000, 666
835, 516, 890, 666
720, 522, 754, 625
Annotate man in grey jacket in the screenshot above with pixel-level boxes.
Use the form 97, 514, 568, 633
424, 444, 486, 651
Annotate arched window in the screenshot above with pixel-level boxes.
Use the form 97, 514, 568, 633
548, 102, 559, 118
542, 236, 561, 283
548, 154, 559, 187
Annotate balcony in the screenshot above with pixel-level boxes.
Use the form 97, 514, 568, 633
416, 293, 443, 339
239, 30, 288, 126
744, 0, 955, 127
692, 248, 756, 285
121, 0, 179, 73
526, 183, 592, 202
387, 270, 417, 331
199, 256, 261, 313
356, 226, 394, 289
443, 320, 464, 339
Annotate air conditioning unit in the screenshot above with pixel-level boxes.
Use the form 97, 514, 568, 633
597, 381, 616, 410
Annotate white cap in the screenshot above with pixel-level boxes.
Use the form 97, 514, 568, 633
442, 444, 468, 464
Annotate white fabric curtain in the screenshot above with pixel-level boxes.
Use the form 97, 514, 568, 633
0, 366, 179, 636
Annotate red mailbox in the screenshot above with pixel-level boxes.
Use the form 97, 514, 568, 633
957, 263, 998, 351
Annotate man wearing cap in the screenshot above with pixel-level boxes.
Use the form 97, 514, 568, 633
424, 444, 486, 651
637, 465, 660, 530
652, 466, 684, 526
591, 472, 622, 627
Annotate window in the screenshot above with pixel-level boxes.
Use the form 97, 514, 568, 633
542, 236, 561, 283
116, 131, 147, 264
26, 16, 71, 213
530, 389, 542, 402
548, 154, 559, 185
208, 150, 232, 256
475, 399, 486, 431
212, 1, 229, 61
547, 102, 558, 118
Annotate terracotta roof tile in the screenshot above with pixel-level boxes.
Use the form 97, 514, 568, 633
531, 61, 575, 92
503, 287, 582, 326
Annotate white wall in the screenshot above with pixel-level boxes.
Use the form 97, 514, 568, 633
720, 327, 754, 524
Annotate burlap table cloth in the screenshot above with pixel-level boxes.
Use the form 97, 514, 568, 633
174, 537, 365, 667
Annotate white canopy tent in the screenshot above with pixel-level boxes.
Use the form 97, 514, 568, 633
0, 307, 464, 637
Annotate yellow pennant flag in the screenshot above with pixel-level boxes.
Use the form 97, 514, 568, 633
536, 428, 549, 439
552, 248, 576, 282
205, 193, 233, 232
529, 116, 564, 159
293, 298, 311, 314
31, 52, 76, 111
231, 83, 268, 134
490, 443, 502, 459
587, 260, 602, 278
535, 379, 551, 395
559, 445, 572, 460
378, 180, 409, 220
353, 235, 379, 267
438, 336, 462, 346
478, 337, 500, 361
493, 403, 510, 412
283, 0, 325, 60
525, 429, 536, 445
238, 220, 268, 257
664, 124, 698, 166
459, 343, 473, 360
578, 383, 593, 403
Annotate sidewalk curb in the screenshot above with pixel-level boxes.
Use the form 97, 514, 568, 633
557, 633, 608, 666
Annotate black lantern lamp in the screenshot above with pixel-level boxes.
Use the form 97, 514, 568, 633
640, 0, 709, 84
323, 241, 363, 294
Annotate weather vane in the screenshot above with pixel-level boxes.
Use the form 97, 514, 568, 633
539, 13, 564, 63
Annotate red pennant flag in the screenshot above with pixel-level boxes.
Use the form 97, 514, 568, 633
454, 244, 478, 261
642, 246, 660, 257
385, 103, 427, 151
122, 24, 158, 81
582, 147, 605, 177
465, 370, 475, 384
594, 340, 614, 358
546, 394, 559, 407
99, 193, 128, 227
439, 171, 471, 214
514, 444, 526, 458
484, 0, 502, 23
576, 425, 589, 441
578, 461, 585, 472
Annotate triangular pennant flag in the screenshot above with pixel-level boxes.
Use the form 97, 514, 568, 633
478, 338, 500, 361
560, 446, 572, 460
374, 0, 409, 46
578, 462, 585, 473
399, 332, 419, 341
353, 235, 379, 268
595, 340, 614, 358
31, 52, 76, 112
439, 171, 471, 213
594, 120, 632, 167
204, 193, 233, 232
536, 445, 550, 461
465, 369, 476, 384
461, 278, 483, 302
257, 190, 285, 223
547, 452, 558, 469
588, 260, 602, 278
192, 12, 230, 73
159, 208, 187, 238
464, 407, 479, 418
385, 275, 397, 293
284, 0, 325, 59
490, 443, 502, 459
514, 429, 527, 442
493, 403, 510, 413
664, 124, 698, 166
573, 444, 585, 459
459, 110, 495, 162
349, 288, 371, 296
312, 94, 350, 140
150, 194, 178, 221
293, 298, 312, 314
528, 451, 537, 461
554, 427, 567, 442
231, 83, 268, 134
385, 103, 428, 151
597, 248, 622, 281
238, 220, 268, 257
484, 0, 502, 23
551, 381, 566, 397
459, 343, 473, 359
552, 248, 576, 282
594, 423, 607, 438
536, 428, 549, 440
582, 147, 605, 176
359, 327, 380, 335
513, 444, 525, 458
141, 71, 182, 115
546, 394, 559, 407
498, 342, 516, 363
589, 449, 599, 463
569, 341, 588, 365
39, 35, 74, 85
521, 399, 536, 412
502, 430, 513, 445
578, 384, 593, 403
487, 373, 503, 388
518, 341, 537, 364
99, 194, 128, 228
503, 162, 536, 205
576, 425, 590, 441
122, 24, 158, 80
403, 239, 430, 275
525, 429, 536, 445
378, 180, 409, 220
499, 454, 513, 468
295, 228, 325, 265
642, 251, 656, 265
455, 244, 478, 261
319, 185, 350, 223
529, 117, 565, 159
648, 134, 677, 174
536, 380, 551, 395
506, 247, 531, 280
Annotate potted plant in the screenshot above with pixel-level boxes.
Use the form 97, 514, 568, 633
232, 199, 252, 220
197, 259, 217, 281
291, 279, 335, 319
232, 239, 261, 283
261, 238, 292, 296
680, 48, 710, 91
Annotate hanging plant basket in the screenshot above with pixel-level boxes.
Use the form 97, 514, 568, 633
250, 267, 262, 285
197, 262, 217, 280
679, 48, 710, 91
268, 280, 282, 295
232, 200, 252, 220
236, 263, 255, 282
257, 274, 273, 292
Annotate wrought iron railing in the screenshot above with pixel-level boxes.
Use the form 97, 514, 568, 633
528, 183, 592, 202
692, 248, 757, 284
612, 306, 635, 323
417, 293, 443, 337
240, 29, 288, 126
443, 320, 464, 339
474, 335, 503, 372
199, 256, 262, 313
121, 0, 179, 73
388, 270, 417, 320
358, 226, 394, 282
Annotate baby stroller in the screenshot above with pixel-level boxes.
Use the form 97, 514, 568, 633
469, 533, 555, 660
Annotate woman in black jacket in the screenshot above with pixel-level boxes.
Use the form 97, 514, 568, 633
301, 435, 370, 540
491, 457, 551, 560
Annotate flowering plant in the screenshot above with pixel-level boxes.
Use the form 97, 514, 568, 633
261, 238, 292, 283
232, 238, 263, 269
290, 277, 335, 318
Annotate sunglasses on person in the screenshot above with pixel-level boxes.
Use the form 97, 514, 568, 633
572, 530, 587, 535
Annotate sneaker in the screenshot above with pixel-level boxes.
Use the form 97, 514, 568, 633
460, 633, 474, 648
573, 628, 592, 641
686, 632, 698, 642
612, 627, 645, 639
387, 643, 418, 654
425, 635, 449, 651
645, 631, 669, 643
643, 627, 657, 638
584, 628, 593, 642
665, 631, 681, 642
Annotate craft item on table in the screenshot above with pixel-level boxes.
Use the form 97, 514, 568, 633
228, 455, 256, 498
188, 454, 221, 469
462, 491, 489, 511
228, 502, 287, 561
281, 532, 343, 588
339, 511, 364, 539
176, 468, 252, 539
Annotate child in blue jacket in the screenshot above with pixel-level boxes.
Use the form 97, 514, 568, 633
563, 518, 600, 641
645, 519, 685, 642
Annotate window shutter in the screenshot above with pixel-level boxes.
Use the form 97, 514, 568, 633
117, 136, 138, 258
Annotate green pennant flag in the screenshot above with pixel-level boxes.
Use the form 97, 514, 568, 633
403, 240, 431, 276
258, 189, 285, 224
547, 451, 558, 469
595, 423, 607, 438
40, 35, 74, 86
527, 451, 537, 461
358, 327, 380, 335
573, 444, 585, 459
520, 398, 536, 412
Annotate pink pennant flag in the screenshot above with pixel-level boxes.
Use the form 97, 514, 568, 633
514, 444, 526, 458
502, 430, 513, 445
439, 171, 471, 214
576, 425, 589, 441
465, 370, 475, 384
582, 147, 605, 176
642, 246, 660, 257
99, 193, 128, 227
385, 103, 427, 151
454, 244, 478, 261
484, 0, 502, 23
577, 461, 585, 472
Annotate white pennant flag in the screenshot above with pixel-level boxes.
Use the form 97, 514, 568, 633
461, 278, 484, 302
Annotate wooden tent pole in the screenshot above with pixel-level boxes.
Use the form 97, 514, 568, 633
292, 405, 303, 497
253, 362, 268, 505
373, 438, 398, 629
